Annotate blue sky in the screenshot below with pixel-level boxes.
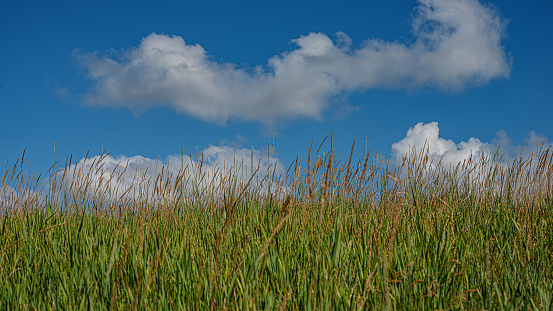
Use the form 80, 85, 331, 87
1, 0, 552, 178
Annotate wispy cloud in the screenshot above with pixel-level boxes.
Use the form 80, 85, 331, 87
76, 0, 510, 124
392, 122, 550, 168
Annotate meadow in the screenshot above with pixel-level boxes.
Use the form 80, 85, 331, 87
1, 140, 552, 310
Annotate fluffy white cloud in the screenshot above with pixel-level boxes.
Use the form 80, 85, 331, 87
61, 145, 285, 206
392, 122, 551, 169
392, 122, 493, 168
77, 0, 510, 124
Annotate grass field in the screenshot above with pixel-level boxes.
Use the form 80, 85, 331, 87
1, 142, 552, 310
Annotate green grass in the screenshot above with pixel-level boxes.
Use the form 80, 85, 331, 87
1, 143, 552, 310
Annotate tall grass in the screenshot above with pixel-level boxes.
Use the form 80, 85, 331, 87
1, 142, 552, 310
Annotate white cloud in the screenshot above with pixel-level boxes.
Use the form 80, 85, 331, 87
392, 122, 551, 169
392, 122, 493, 168
492, 130, 551, 157
392, 122, 552, 203
522, 131, 550, 151
60, 145, 285, 206
77, 0, 510, 124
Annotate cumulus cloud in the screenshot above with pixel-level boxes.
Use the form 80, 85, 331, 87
61, 145, 285, 206
392, 122, 493, 168
392, 122, 551, 169
76, 0, 510, 124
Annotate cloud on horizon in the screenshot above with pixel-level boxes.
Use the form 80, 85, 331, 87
62, 145, 286, 204
392, 122, 551, 169
56, 122, 550, 206
76, 0, 511, 124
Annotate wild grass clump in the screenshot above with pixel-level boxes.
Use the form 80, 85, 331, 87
1, 142, 552, 310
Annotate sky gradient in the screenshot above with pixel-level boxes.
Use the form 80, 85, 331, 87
1, 0, 552, 180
